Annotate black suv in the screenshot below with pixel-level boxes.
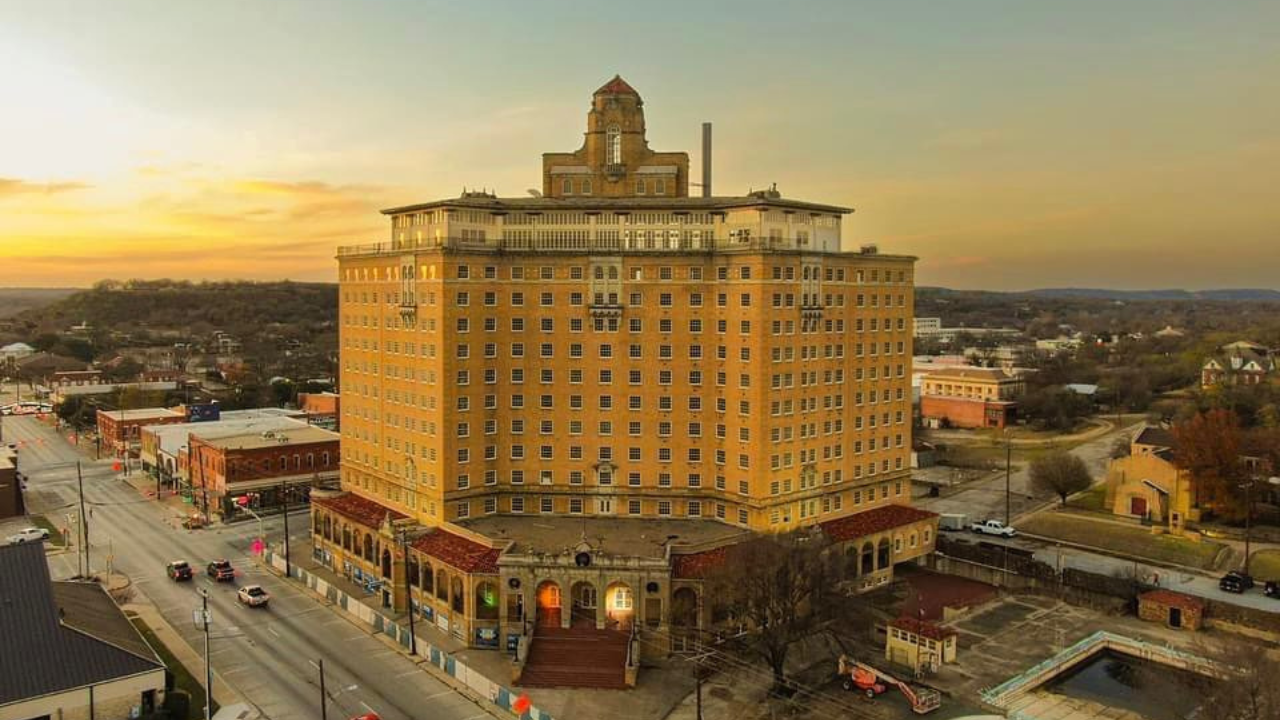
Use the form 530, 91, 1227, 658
166, 560, 193, 581
1219, 571, 1254, 594
207, 560, 235, 582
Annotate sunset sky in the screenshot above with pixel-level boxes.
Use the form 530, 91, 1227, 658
2, 0, 1276, 290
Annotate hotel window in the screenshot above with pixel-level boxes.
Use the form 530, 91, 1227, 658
455, 292, 469, 306
456, 502, 470, 518
636, 178, 647, 194
511, 496, 525, 513
484, 497, 497, 514
569, 498, 584, 514
656, 178, 667, 195
562, 178, 573, 195
511, 469, 524, 485
628, 500, 642, 515
581, 178, 592, 195
607, 125, 622, 164
657, 501, 672, 516
541, 497, 554, 513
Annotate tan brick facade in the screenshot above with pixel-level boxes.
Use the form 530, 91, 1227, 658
335, 78, 916, 537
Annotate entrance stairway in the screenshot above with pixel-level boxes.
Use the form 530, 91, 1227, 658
518, 626, 630, 689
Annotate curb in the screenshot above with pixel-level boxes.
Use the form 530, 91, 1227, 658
1015, 531, 1218, 578
256, 555, 513, 719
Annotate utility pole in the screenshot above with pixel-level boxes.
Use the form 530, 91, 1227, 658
1004, 432, 1012, 526
318, 658, 328, 720
198, 588, 213, 720
77, 461, 90, 576
280, 481, 291, 578
1240, 480, 1255, 575
400, 528, 417, 655
695, 667, 703, 720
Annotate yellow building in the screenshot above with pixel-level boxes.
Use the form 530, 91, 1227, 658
313, 77, 936, 682
885, 617, 958, 674
1105, 426, 1196, 533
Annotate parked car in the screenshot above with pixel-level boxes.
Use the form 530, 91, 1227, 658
349, 714, 380, 720
1264, 581, 1280, 599
970, 519, 1017, 537
1219, 571, 1254, 594
7, 527, 50, 544
207, 559, 235, 582
938, 513, 968, 532
166, 560, 193, 581
237, 585, 270, 607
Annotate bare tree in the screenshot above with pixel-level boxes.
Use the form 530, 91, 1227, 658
1196, 641, 1280, 720
702, 532, 830, 694
1030, 451, 1093, 506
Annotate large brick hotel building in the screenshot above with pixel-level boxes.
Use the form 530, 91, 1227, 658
310, 77, 937, 685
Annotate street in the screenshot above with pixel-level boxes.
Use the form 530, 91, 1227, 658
915, 421, 1135, 525
4, 415, 500, 720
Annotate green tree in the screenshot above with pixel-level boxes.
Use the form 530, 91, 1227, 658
1030, 451, 1094, 506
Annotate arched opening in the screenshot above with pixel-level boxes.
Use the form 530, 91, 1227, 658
671, 587, 699, 629
436, 569, 448, 601
605, 582, 635, 631
475, 581, 499, 620
421, 563, 434, 594
535, 580, 562, 629
342, 525, 351, 552
407, 557, 420, 588
312, 512, 321, 535
877, 538, 891, 570
861, 542, 875, 575
381, 548, 392, 578
451, 577, 465, 614
322, 515, 332, 541
363, 534, 374, 563
844, 545, 859, 577
569, 581, 598, 628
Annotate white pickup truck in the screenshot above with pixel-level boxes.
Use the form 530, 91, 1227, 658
971, 519, 1017, 537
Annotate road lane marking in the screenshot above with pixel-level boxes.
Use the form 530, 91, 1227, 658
266, 626, 280, 638
422, 689, 458, 701
360, 702, 378, 717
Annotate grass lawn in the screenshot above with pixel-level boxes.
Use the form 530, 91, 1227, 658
29, 514, 66, 547
128, 613, 216, 720
1020, 513, 1226, 570
1249, 550, 1280, 581
1066, 485, 1108, 513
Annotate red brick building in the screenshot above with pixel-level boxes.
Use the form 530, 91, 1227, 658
919, 367, 1023, 429
1138, 590, 1204, 631
96, 408, 186, 456
188, 424, 340, 519
298, 392, 340, 431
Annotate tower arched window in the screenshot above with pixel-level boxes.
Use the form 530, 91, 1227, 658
606, 125, 622, 165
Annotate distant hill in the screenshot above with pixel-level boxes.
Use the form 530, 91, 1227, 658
16, 280, 337, 339
0, 288, 79, 318
1020, 288, 1280, 302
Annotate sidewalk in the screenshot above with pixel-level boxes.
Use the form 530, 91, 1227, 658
123, 601, 257, 719
261, 546, 697, 720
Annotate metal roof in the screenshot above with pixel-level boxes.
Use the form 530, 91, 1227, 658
0, 543, 163, 706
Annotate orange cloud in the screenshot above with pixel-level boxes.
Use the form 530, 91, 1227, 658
0, 178, 92, 198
